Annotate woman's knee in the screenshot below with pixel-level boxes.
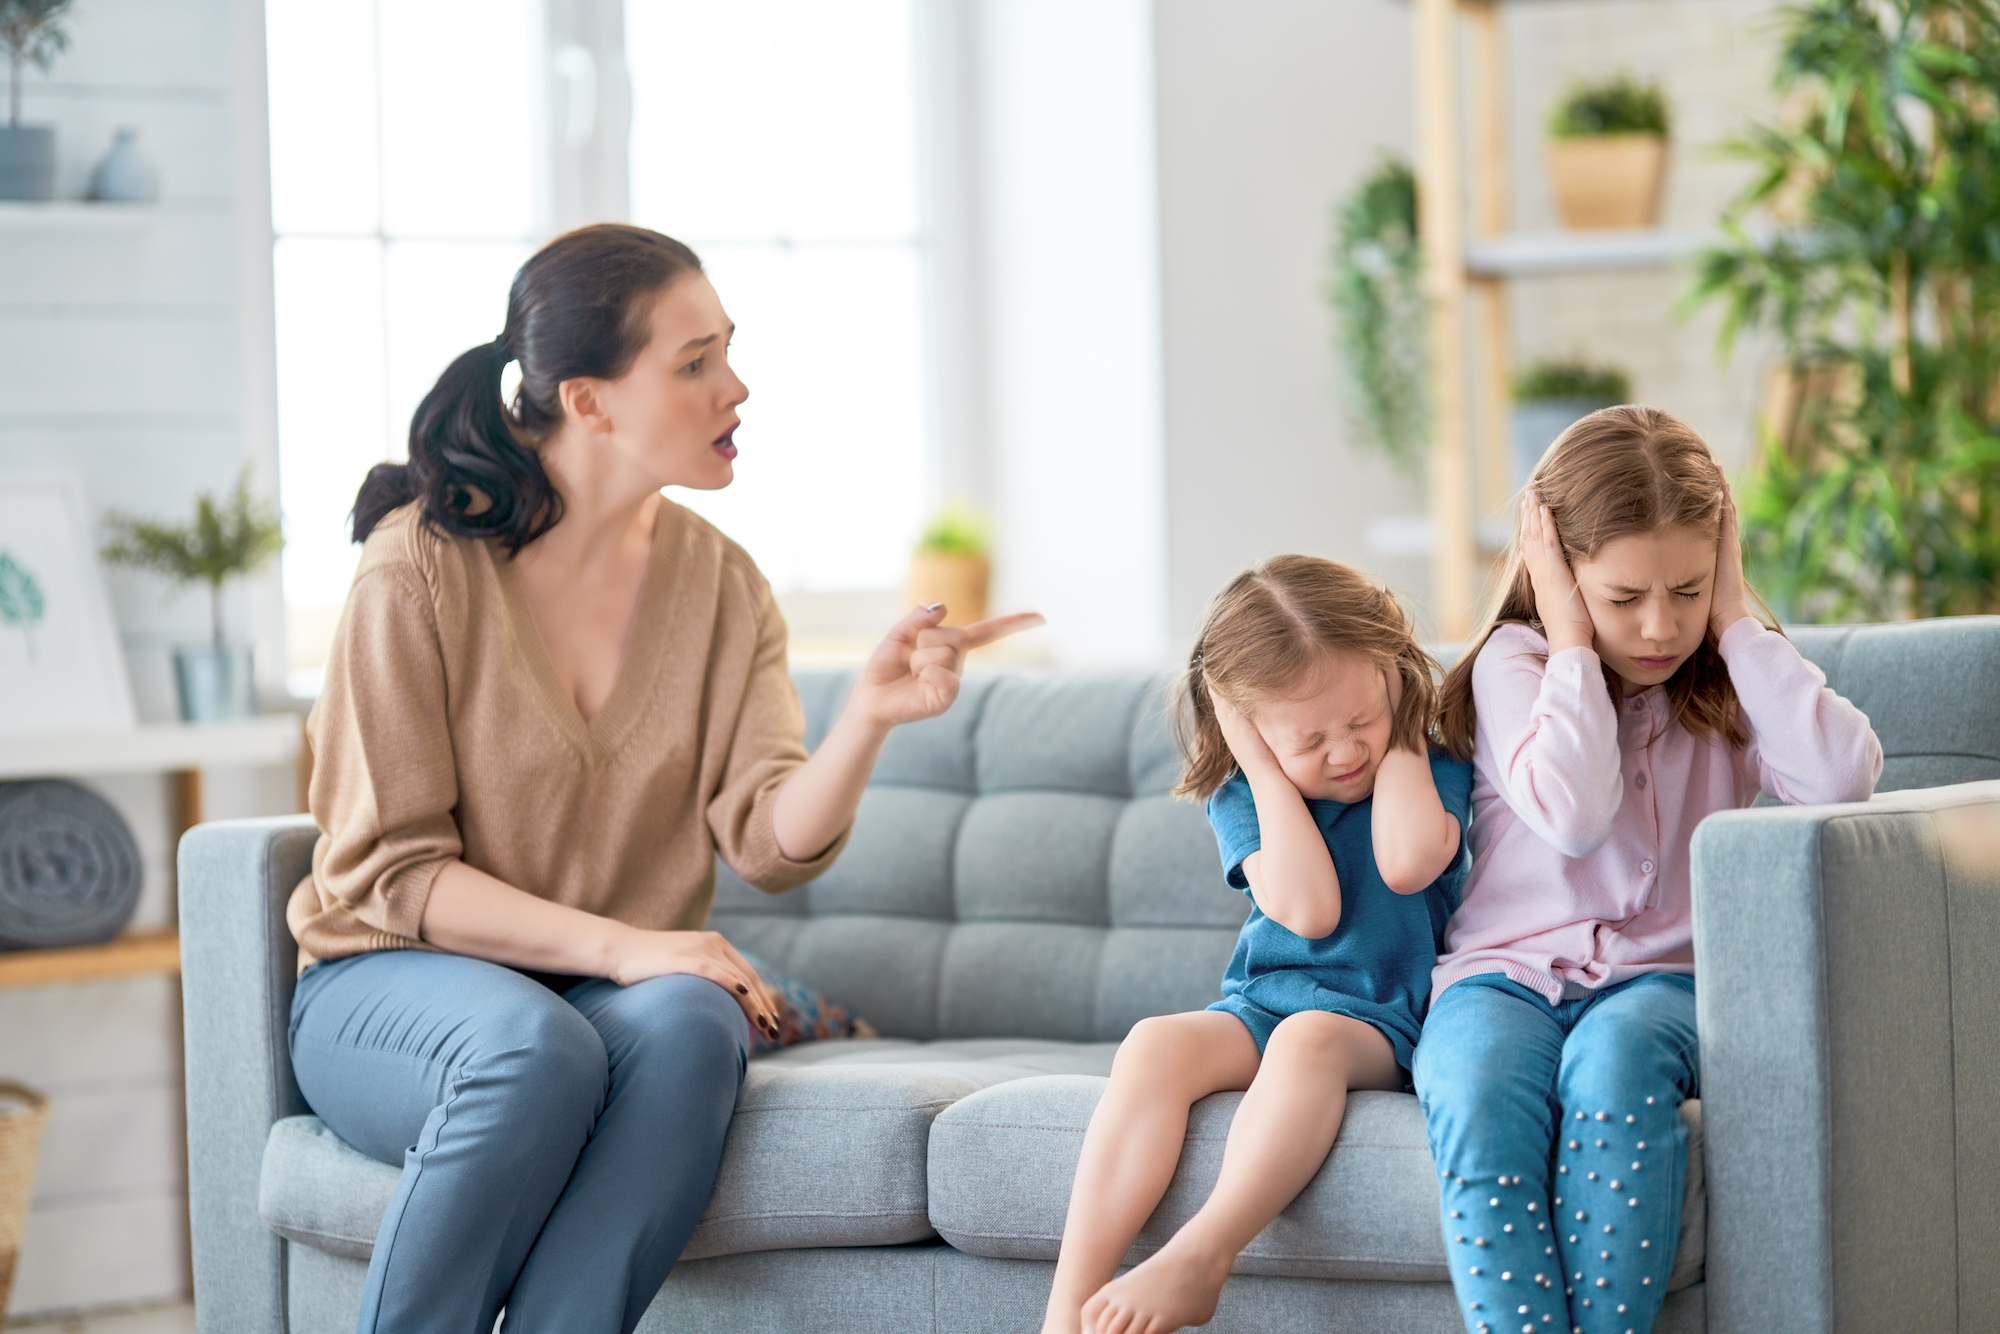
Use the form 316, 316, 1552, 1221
592, 973, 750, 1078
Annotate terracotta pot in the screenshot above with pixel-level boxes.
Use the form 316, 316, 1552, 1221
0, 1082, 49, 1317
1546, 133, 1668, 229
905, 552, 989, 627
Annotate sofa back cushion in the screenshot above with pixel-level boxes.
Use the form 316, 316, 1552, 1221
710, 672, 1248, 1042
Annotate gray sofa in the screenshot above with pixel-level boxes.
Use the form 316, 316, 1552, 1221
179, 618, 2000, 1334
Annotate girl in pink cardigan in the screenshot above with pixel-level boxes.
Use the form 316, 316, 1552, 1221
1411, 406, 1881, 1334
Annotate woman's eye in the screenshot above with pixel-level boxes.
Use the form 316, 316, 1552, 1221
680, 357, 705, 376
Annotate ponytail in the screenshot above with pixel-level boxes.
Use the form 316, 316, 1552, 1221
349, 223, 705, 552
1170, 643, 1235, 801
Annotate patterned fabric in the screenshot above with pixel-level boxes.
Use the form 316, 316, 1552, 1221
743, 953, 877, 1054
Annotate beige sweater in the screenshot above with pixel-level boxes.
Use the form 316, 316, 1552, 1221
287, 500, 844, 971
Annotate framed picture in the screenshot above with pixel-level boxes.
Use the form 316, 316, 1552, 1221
0, 474, 138, 733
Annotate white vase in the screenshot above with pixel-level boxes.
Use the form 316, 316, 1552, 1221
87, 127, 159, 203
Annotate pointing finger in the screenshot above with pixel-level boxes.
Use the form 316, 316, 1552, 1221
959, 611, 1047, 650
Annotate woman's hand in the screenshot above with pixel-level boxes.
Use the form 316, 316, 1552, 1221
1521, 488, 1596, 655
848, 603, 1047, 729
772, 602, 1044, 862
1209, 685, 1287, 783
1709, 466, 1754, 638
608, 926, 786, 1041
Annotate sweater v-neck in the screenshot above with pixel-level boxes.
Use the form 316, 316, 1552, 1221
490, 502, 676, 759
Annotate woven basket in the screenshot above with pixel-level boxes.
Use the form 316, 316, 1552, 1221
0, 1081, 49, 1317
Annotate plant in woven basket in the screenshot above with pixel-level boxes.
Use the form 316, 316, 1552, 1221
1683, 0, 2000, 620
101, 469, 283, 648
907, 503, 992, 627
1326, 155, 1427, 477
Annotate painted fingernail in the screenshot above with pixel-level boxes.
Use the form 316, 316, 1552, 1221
736, 984, 748, 994
925, 602, 944, 613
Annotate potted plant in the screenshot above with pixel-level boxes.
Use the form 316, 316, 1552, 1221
905, 504, 990, 627
1685, 0, 2000, 620
101, 471, 283, 722
1510, 359, 1632, 488
1546, 74, 1670, 229
0, 0, 72, 201
1326, 155, 1428, 478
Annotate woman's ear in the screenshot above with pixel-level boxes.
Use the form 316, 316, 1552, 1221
558, 376, 615, 434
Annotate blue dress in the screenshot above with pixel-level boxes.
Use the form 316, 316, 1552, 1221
1204, 750, 1474, 1072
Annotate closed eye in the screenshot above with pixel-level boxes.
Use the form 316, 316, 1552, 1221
1674, 590, 1702, 601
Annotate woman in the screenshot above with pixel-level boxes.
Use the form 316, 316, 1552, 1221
286, 223, 1039, 1334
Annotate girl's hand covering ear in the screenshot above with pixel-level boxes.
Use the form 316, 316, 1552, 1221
851, 604, 1045, 728
1209, 684, 1285, 782
1521, 488, 1596, 655
1709, 466, 1754, 638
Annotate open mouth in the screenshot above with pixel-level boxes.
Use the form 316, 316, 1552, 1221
712, 426, 738, 461
1633, 654, 1679, 671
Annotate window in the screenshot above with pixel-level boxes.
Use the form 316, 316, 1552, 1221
625, 0, 928, 594
265, 0, 540, 692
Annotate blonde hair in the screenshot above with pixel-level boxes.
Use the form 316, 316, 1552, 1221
1437, 404, 1776, 760
1171, 555, 1441, 801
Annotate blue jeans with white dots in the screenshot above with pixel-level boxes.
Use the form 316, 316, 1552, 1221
1412, 973, 1698, 1334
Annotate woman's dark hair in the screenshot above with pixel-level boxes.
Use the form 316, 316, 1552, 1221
351, 223, 704, 552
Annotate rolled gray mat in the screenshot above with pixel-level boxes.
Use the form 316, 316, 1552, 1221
0, 780, 142, 950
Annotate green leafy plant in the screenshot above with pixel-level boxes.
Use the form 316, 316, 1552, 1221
1548, 74, 1671, 139
1682, 0, 2000, 621
101, 470, 283, 648
0, 550, 45, 662
1327, 155, 1428, 477
1513, 359, 1633, 404
914, 503, 989, 558
0, 0, 73, 128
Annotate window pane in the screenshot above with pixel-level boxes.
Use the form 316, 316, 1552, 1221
778, 0, 918, 242
627, 0, 783, 243
787, 244, 924, 589
382, 240, 533, 462
273, 237, 386, 608
378, 0, 538, 239
265, 0, 379, 235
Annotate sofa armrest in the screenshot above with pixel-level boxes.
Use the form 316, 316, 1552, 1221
1692, 780, 2000, 1334
178, 816, 319, 1334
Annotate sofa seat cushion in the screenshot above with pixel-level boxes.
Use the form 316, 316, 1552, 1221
259, 1037, 1121, 1263
928, 1076, 1706, 1290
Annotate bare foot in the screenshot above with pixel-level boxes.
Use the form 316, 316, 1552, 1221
1080, 1240, 1233, 1334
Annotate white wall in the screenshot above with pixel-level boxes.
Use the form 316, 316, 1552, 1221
971, 0, 1171, 667
0, 0, 292, 1313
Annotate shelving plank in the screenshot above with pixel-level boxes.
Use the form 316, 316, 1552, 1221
0, 202, 160, 230
0, 929, 180, 990
1464, 227, 1717, 276
0, 715, 300, 779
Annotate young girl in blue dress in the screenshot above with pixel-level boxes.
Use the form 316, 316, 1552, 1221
1041, 555, 1475, 1334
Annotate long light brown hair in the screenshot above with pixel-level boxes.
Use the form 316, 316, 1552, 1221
1437, 405, 1776, 761
1172, 555, 1441, 801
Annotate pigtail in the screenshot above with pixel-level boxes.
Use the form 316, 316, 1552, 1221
1169, 642, 1237, 801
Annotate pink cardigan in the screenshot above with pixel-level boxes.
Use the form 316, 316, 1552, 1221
1432, 617, 1882, 1004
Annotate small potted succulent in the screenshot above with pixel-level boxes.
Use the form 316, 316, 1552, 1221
904, 504, 990, 627
1546, 74, 1670, 229
101, 471, 283, 723
0, 0, 72, 201
1510, 359, 1632, 488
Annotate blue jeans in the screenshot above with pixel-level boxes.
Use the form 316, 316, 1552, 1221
289, 950, 749, 1334
1412, 973, 1699, 1334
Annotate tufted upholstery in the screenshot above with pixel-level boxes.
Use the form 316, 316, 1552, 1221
709, 672, 1248, 1042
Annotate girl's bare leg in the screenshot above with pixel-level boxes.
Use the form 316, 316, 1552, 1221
1081, 1011, 1400, 1334
1039, 1012, 1263, 1334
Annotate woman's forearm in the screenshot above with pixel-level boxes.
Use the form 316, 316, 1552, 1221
1239, 768, 1344, 939
421, 859, 631, 975
770, 704, 893, 862
1370, 746, 1460, 893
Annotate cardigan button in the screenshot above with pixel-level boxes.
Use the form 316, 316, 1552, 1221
1635, 772, 1648, 789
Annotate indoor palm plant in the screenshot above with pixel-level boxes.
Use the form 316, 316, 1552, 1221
0, 0, 72, 200
1546, 74, 1671, 229
1685, 0, 2000, 621
102, 470, 283, 721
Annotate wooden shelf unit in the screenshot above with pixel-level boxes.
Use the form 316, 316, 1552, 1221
1410, 0, 1710, 636
0, 929, 180, 990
